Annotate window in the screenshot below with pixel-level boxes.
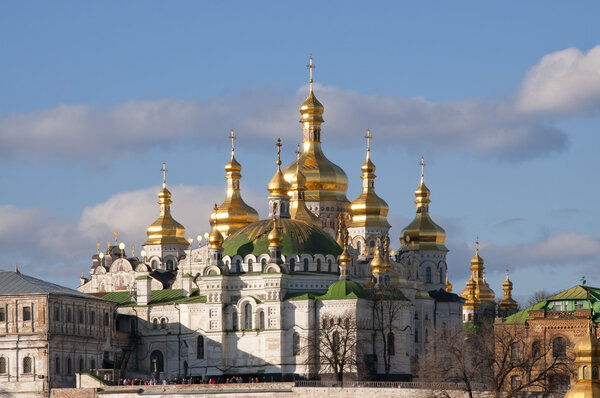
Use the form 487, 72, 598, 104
0, 357, 6, 374
23, 306, 32, 321
67, 308, 72, 322
67, 357, 72, 375
356, 241, 362, 254
244, 303, 252, 330
415, 328, 419, 343
248, 259, 253, 271
55, 357, 61, 374
290, 258, 295, 271
575, 300, 585, 310
425, 267, 432, 284
0, 308, 4, 322
160, 318, 167, 329
316, 259, 321, 272
261, 258, 267, 267
259, 310, 265, 329
553, 337, 567, 358
510, 375, 521, 389
593, 367, 598, 380
104, 312, 109, 327
388, 332, 395, 356
23, 357, 32, 374
150, 351, 164, 373
90, 311, 95, 325
303, 258, 309, 271
584, 366, 591, 380
197, 336, 204, 359
328, 259, 332, 272
54, 307, 60, 322
152, 319, 158, 329
236, 260, 241, 273
232, 312, 238, 330
414, 312, 419, 320
79, 309, 84, 324
511, 342, 521, 360
166, 260, 174, 271
293, 332, 300, 355
532, 340, 542, 359
90, 359, 95, 370
79, 357, 84, 372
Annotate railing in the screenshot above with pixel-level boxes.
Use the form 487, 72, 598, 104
294, 380, 481, 390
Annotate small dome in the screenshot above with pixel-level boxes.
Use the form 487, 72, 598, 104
268, 220, 283, 247
225, 153, 242, 173
318, 280, 367, 300
144, 184, 189, 247
299, 90, 324, 124
209, 227, 224, 249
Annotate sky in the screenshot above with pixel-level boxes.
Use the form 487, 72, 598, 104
1, 1, 600, 305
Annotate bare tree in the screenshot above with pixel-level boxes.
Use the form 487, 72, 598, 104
304, 311, 359, 383
369, 282, 408, 376
526, 290, 558, 308
419, 322, 573, 398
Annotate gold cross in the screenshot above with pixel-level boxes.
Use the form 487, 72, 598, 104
420, 156, 426, 178
276, 138, 282, 166
229, 129, 236, 152
306, 54, 315, 90
365, 129, 372, 152
475, 237, 479, 254
161, 162, 168, 187
114, 230, 119, 245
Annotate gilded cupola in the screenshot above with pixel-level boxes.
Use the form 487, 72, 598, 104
144, 163, 190, 247
400, 157, 448, 252
281, 55, 349, 204
369, 233, 385, 275
498, 268, 518, 315
268, 138, 291, 197
460, 241, 496, 304
208, 204, 225, 250
349, 130, 391, 229
565, 321, 600, 398
210, 130, 259, 236
288, 145, 321, 226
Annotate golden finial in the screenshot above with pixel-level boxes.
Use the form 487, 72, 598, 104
131, 244, 135, 258
96, 241, 100, 255
420, 156, 426, 182
475, 236, 479, 255
229, 129, 236, 154
114, 231, 119, 245
276, 138, 282, 167
506, 266, 510, 279
306, 54, 315, 91
107, 241, 110, 252
14, 264, 19, 274
365, 129, 372, 160
161, 162, 168, 188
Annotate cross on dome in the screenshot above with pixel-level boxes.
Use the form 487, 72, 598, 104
306, 54, 316, 90
365, 129, 372, 152
276, 137, 282, 166
161, 162, 168, 188
229, 129, 236, 153
420, 156, 426, 178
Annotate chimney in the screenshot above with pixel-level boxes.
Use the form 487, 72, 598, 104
182, 274, 193, 298
135, 276, 152, 305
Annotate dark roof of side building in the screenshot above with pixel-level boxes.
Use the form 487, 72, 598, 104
0, 269, 105, 300
428, 288, 464, 303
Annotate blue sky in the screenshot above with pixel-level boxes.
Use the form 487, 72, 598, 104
1, 1, 600, 304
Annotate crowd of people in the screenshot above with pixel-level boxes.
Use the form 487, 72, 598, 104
119, 376, 273, 386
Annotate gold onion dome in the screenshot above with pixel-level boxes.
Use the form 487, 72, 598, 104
349, 130, 390, 229
445, 273, 453, 292
499, 269, 518, 311
369, 234, 385, 274
209, 205, 225, 249
144, 163, 189, 246
268, 217, 284, 248
282, 56, 348, 203
268, 138, 291, 196
400, 157, 447, 251
211, 131, 259, 236
288, 146, 321, 226
460, 242, 495, 304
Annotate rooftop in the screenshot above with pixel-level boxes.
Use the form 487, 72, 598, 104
0, 269, 104, 300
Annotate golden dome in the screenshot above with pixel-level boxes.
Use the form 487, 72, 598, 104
288, 147, 321, 227
565, 329, 600, 398
144, 164, 189, 247
400, 158, 447, 252
445, 273, 453, 293
460, 243, 496, 304
369, 234, 385, 274
349, 130, 391, 229
281, 57, 348, 204
209, 205, 225, 249
268, 219, 284, 247
268, 138, 291, 197
498, 269, 518, 313
211, 132, 259, 236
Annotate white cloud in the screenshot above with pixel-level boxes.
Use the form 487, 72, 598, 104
517, 45, 600, 116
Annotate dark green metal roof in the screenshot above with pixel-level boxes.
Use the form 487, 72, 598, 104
223, 218, 342, 258
317, 280, 368, 300
101, 288, 206, 307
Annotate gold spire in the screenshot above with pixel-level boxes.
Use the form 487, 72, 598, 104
369, 233, 384, 274
565, 325, 600, 398
380, 234, 393, 272
460, 240, 495, 304
144, 162, 189, 246
445, 272, 453, 292
268, 203, 283, 247
400, 157, 447, 251
211, 130, 259, 236
498, 267, 518, 314
288, 144, 320, 226
282, 56, 348, 205
268, 138, 291, 196
349, 129, 391, 229
338, 226, 351, 281
208, 204, 224, 249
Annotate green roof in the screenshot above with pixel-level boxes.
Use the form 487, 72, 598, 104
223, 218, 342, 258
101, 289, 206, 307
317, 280, 368, 300
284, 292, 319, 301
135, 275, 152, 280
503, 285, 600, 324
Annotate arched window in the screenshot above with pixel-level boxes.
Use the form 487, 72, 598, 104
316, 259, 321, 272
244, 303, 252, 329
425, 267, 432, 283
388, 332, 395, 356
258, 310, 265, 329
151, 259, 159, 270
23, 357, 32, 374
0, 357, 6, 374
67, 357, 72, 375
79, 357, 84, 372
248, 259, 253, 272
197, 336, 204, 359
511, 342, 521, 360
593, 366, 598, 380
166, 260, 174, 271
152, 318, 158, 329
261, 258, 267, 267
150, 351, 164, 373
356, 241, 362, 254
290, 258, 295, 271
55, 357, 61, 374
160, 318, 167, 329
303, 258, 309, 271
532, 340, 542, 359
584, 366, 591, 380
293, 332, 300, 355
235, 260, 241, 273
232, 312, 238, 330
553, 337, 567, 358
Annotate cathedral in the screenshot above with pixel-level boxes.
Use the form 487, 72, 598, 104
76, 58, 516, 381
